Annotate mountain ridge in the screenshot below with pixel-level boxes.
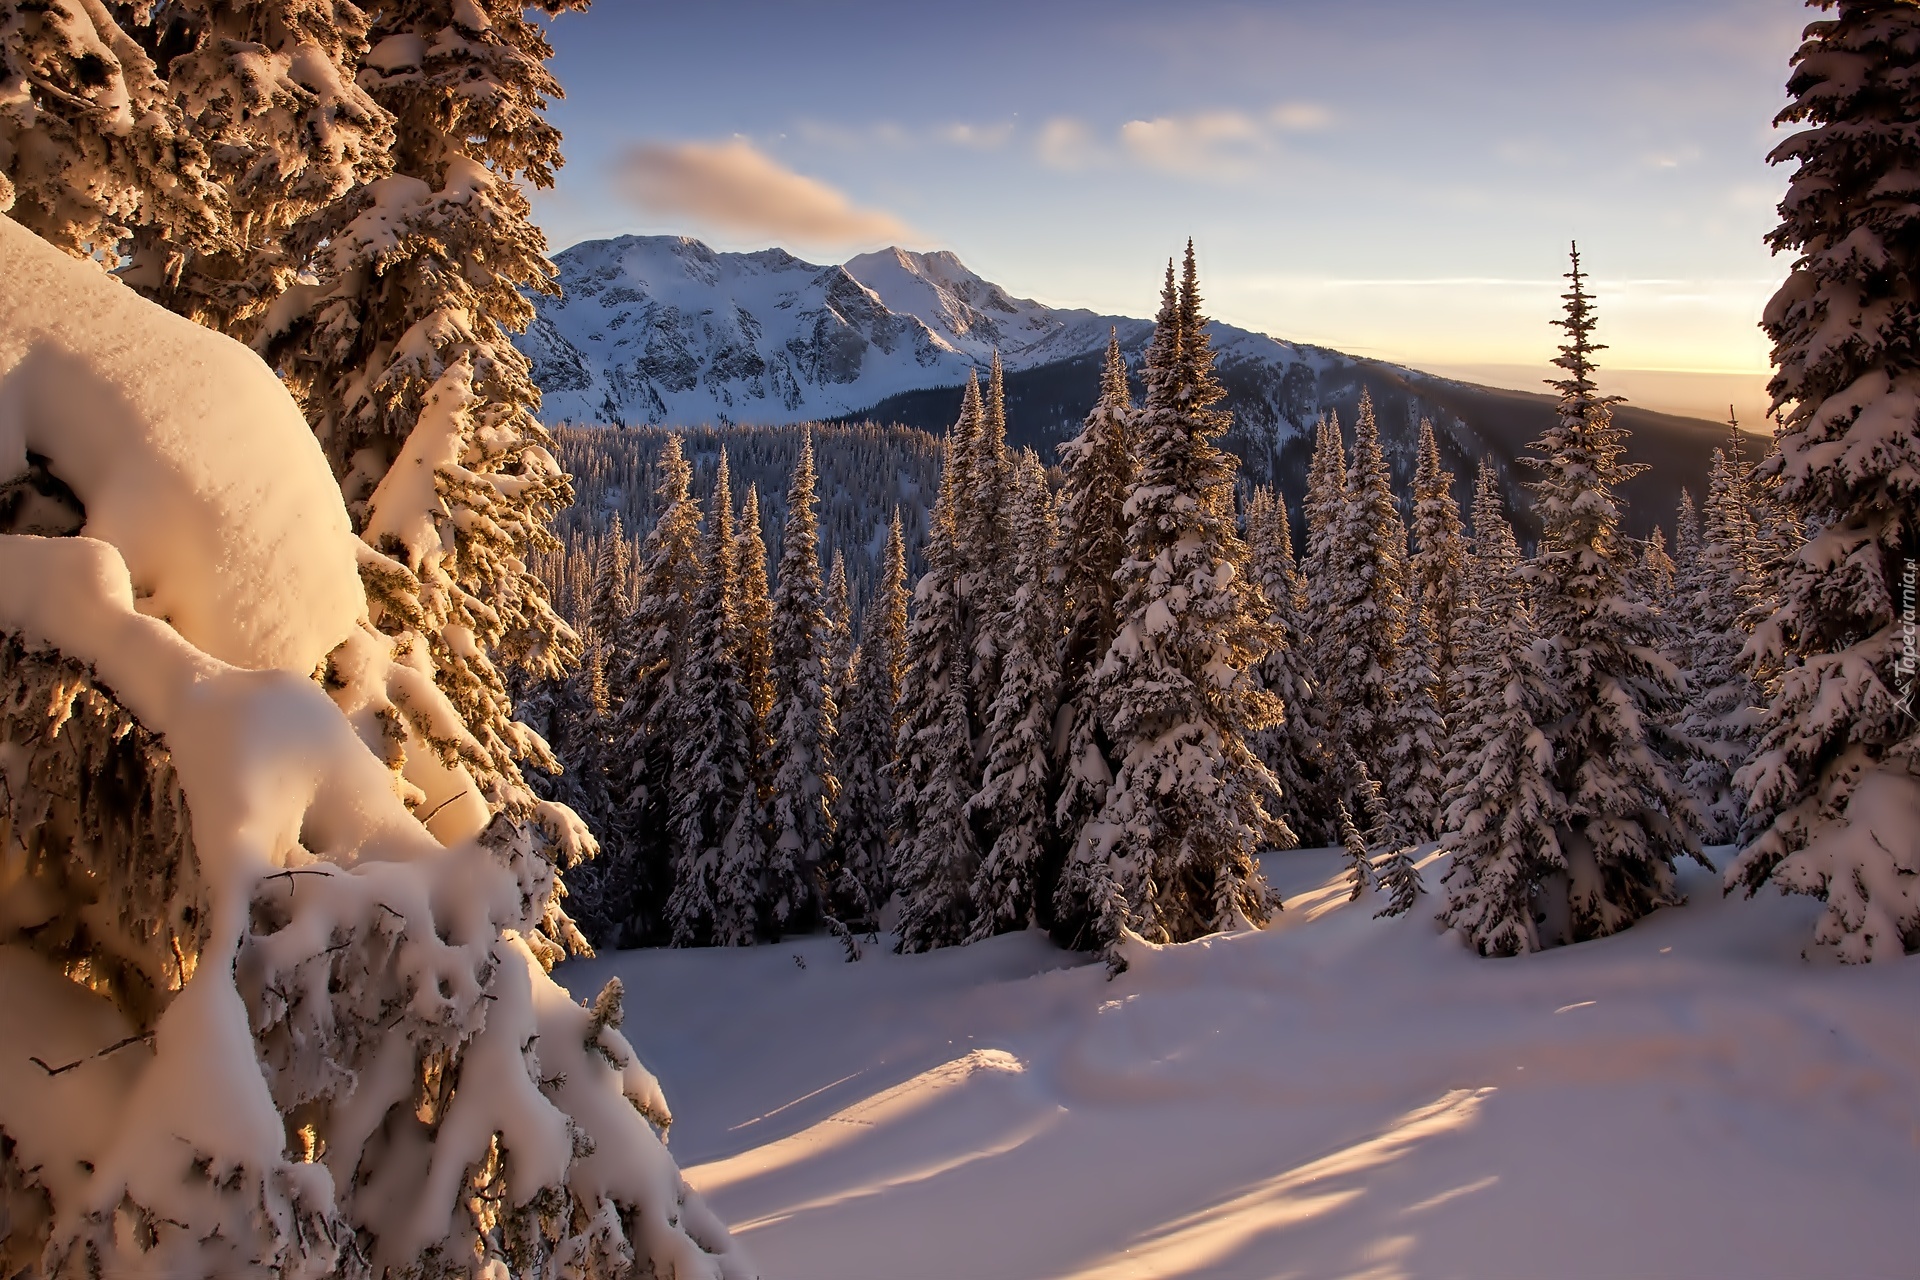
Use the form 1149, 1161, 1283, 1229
516, 235, 1750, 537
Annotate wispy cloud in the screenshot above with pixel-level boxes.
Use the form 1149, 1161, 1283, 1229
612, 138, 913, 247
1035, 117, 1105, 170
793, 118, 1014, 152
1121, 110, 1265, 178
939, 121, 1015, 150
1269, 101, 1333, 132
1116, 103, 1332, 179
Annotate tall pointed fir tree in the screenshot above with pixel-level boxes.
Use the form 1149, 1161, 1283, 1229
666, 452, 760, 946
1302, 410, 1350, 601
1680, 427, 1768, 843
257, 0, 584, 822
1378, 600, 1448, 844
1321, 388, 1412, 794
1439, 466, 1565, 955
1731, 0, 1920, 962
824, 548, 855, 715
736, 483, 775, 723
963, 352, 1014, 792
1410, 418, 1469, 714
832, 508, 910, 922
1059, 245, 1287, 960
601, 435, 702, 944
968, 450, 1063, 939
1522, 245, 1700, 944
766, 431, 837, 937
1246, 485, 1328, 843
1052, 331, 1137, 931
893, 425, 982, 952
1054, 266, 1175, 947
731, 479, 775, 929
587, 512, 633, 650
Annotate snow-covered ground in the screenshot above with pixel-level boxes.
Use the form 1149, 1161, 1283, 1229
558, 849, 1920, 1280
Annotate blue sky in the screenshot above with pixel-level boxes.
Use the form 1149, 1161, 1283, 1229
529, 0, 1812, 420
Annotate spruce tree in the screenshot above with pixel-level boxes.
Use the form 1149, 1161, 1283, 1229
736, 483, 775, 723
893, 428, 981, 952
1410, 418, 1469, 712
1681, 429, 1767, 843
832, 508, 909, 921
968, 450, 1062, 940
1063, 245, 1287, 958
1378, 600, 1447, 843
666, 451, 759, 946
1245, 485, 1327, 844
604, 436, 701, 944
1320, 388, 1411, 785
824, 548, 854, 714
1439, 465, 1565, 955
1054, 264, 1177, 947
258, 0, 582, 814
1053, 331, 1137, 925
1522, 245, 1700, 943
587, 512, 633, 651
1730, 0, 1920, 961
766, 431, 837, 936
1337, 798, 1375, 903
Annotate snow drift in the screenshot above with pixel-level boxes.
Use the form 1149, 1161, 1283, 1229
0, 218, 749, 1278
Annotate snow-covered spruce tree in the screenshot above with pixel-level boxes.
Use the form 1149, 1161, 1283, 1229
0, 0, 223, 263
602, 435, 701, 946
1321, 388, 1411, 784
1681, 428, 1768, 843
831, 508, 909, 922
126, 0, 394, 338
1730, 0, 1920, 962
1053, 266, 1176, 948
1439, 462, 1565, 955
736, 482, 775, 724
1522, 245, 1700, 944
0, 222, 746, 1278
1301, 410, 1349, 600
1063, 245, 1287, 958
1336, 799, 1374, 902
1410, 417, 1468, 713
1052, 331, 1136, 933
824, 547, 854, 715
587, 510, 633, 650
962, 353, 1013, 793
1640, 524, 1680, 615
967, 449, 1062, 940
893, 424, 983, 952
1245, 484, 1327, 844
1378, 600, 1447, 844
256, 0, 583, 817
666, 451, 761, 947
765, 431, 837, 938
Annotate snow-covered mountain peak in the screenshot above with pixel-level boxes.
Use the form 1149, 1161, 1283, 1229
517, 234, 1313, 434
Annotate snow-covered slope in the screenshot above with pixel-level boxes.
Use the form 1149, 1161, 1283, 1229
559, 850, 1920, 1280
519, 235, 1333, 430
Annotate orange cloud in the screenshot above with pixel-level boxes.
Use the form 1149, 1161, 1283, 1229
614, 138, 914, 247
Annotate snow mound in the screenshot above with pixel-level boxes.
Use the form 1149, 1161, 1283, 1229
0, 217, 363, 673
0, 220, 748, 1277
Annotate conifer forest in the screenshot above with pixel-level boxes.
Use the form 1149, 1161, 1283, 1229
0, 2, 1916, 1278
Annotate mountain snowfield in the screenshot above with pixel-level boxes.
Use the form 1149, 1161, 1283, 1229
558, 849, 1920, 1280
517, 235, 1335, 432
